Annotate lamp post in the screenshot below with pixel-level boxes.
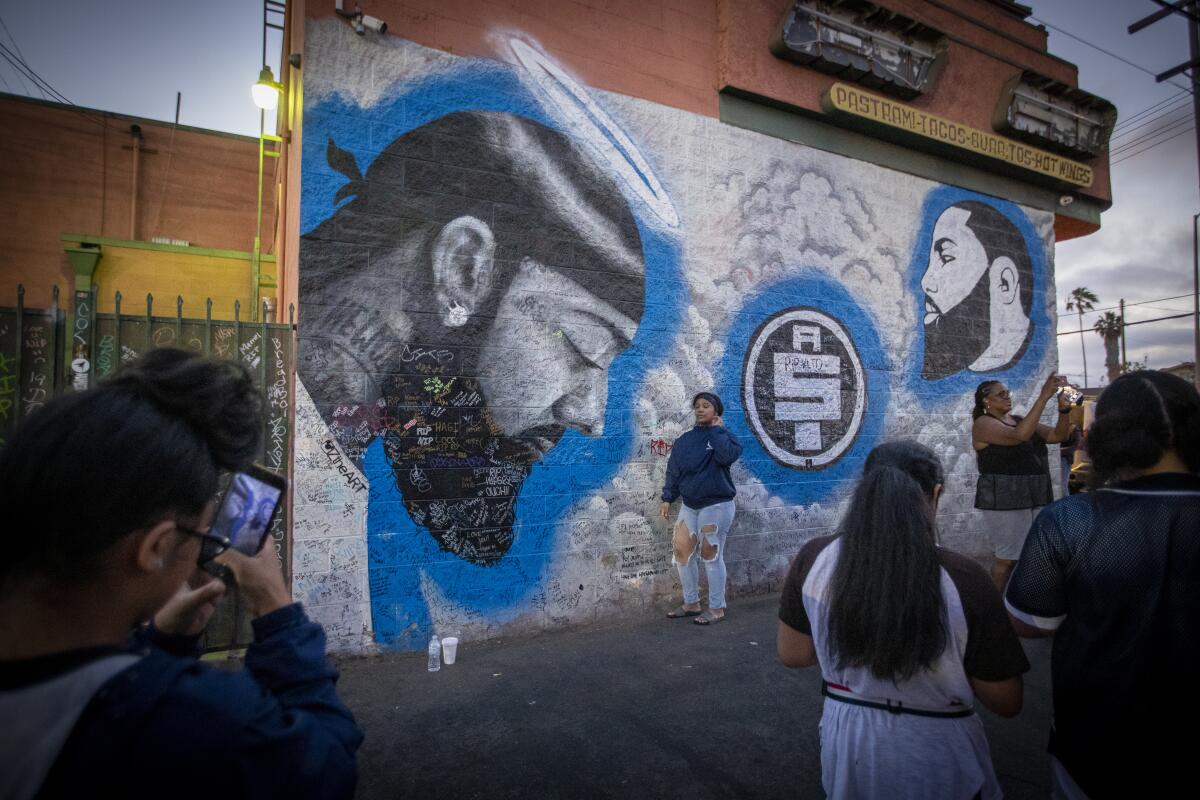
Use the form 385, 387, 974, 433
1194, 212, 1200, 389
251, 66, 283, 321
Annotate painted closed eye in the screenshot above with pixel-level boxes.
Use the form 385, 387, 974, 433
933, 238, 956, 266
557, 316, 624, 370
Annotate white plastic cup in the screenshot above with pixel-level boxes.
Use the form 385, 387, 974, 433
441, 636, 459, 665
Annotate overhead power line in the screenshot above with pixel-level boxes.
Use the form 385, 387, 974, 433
0, 13, 38, 98
1111, 103, 1192, 142
1056, 311, 1194, 337
1031, 15, 1194, 94
1114, 89, 1192, 131
1110, 113, 1195, 155
1059, 293, 1196, 317
1111, 124, 1196, 165
0, 40, 71, 104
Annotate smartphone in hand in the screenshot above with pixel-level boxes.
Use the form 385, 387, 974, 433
202, 465, 287, 581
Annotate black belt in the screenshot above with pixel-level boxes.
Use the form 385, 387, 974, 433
822, 681, 975, 719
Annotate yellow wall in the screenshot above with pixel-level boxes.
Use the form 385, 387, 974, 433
63, 236, 278, 322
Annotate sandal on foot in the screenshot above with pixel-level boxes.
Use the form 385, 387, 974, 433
693, 610, 725, 626
666, 606, 702, 619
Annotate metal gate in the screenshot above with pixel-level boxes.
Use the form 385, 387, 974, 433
0, 285, 296, 652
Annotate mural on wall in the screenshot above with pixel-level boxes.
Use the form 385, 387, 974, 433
296, 20, 1056, 652
303, 111, 648, 566
910, 189, 1050, 388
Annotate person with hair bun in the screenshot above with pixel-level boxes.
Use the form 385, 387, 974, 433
779, 440, 1028, 800
1006, 371, 1200, 800
660, 392, 742, 625
972, 373, 1074, 590
0, 349, 362, 800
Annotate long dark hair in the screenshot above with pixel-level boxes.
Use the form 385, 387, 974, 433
827, 440, 948, 681
1088, 371, 1200, 487
972, 380, 1002, 420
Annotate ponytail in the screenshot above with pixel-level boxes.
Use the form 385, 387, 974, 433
827, 441, 947, 681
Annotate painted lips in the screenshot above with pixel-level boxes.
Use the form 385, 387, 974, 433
923, 297, 942, 326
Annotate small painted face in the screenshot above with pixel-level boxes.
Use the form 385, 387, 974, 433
479, 260, 640, 460
922, 207, 991, 324
693, 398, 717, 426
985, 384, 1012, 415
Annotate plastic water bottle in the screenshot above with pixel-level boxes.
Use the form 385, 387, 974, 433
427, 634, 441, 672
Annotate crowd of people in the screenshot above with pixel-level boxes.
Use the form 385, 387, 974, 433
776, 371, 1199, 799
1, 347, 1196, 799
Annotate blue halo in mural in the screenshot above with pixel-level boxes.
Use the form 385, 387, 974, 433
301, 51, 684, 650
716, 272, 890, 506
906, 186, 1051, 399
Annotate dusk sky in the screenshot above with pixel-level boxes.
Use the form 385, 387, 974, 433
0, 0, 1196, 387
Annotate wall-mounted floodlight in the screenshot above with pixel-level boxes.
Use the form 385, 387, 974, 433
335, 0, 387, 36
251, 66, 284, 110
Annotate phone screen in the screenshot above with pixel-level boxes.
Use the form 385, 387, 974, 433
211, 469, 285, 556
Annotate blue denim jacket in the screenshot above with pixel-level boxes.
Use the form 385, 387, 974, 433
20, 604, 362, 799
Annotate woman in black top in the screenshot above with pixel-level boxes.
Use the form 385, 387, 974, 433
971, 374, 1072, 590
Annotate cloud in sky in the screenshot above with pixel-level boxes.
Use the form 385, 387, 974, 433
1029, 0, 1198, 384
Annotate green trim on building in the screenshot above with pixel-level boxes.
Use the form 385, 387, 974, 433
61, 234, 276, 263
718, 90, 1106, 228
64, 245, 102, 291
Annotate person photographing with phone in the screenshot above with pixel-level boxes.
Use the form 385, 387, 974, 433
0, 349, 362, 800
971, 373, 1074, 591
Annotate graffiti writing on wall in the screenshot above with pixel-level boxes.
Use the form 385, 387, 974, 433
299, 28, 682, 648
296, 22, 1056, 652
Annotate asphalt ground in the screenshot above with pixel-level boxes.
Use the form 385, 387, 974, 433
336, 594, 1054, 799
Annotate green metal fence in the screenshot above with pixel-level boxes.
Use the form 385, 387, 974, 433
0, 285, 296, 652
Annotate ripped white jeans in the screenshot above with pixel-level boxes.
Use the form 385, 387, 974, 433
672, 500, 736, 610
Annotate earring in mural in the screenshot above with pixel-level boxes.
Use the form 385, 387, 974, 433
446, 300, 469, 327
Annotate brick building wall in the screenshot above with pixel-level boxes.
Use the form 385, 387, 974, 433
291, 12, 1063, 652
0, 94, 278, 310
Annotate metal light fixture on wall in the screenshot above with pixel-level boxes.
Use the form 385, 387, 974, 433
252, 66, 283, 110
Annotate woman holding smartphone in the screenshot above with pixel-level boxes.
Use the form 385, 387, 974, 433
778, 440, 1028, 799
660, 392, 742, 626
971, 373, 1073, 590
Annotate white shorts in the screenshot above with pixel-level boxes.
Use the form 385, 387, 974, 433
981, 506, 1042, 561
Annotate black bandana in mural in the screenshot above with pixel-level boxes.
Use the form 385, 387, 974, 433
922, 273, 991, 380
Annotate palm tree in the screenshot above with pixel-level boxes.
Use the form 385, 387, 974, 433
1065, 287, 1098, 388
1093, 310, 1123, 384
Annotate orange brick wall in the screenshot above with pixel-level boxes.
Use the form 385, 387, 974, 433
299, 0, 1109, 212
0, 94, 278, 310
304, 0, 721, 118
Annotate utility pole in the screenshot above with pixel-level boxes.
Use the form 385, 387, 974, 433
1192, 6, 1200, 389
1129, 1, 1200, 388
1119, 298, 1127, 370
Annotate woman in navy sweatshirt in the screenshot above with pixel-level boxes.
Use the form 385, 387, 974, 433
660, 392, 743, 625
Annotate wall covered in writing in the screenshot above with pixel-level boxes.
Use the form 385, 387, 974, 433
295, 20, 1058, 652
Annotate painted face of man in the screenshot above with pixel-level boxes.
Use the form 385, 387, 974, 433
383, 260, 640, 566
477, 259, 639, 458
921, 206, 994, 380
921, 206, 991, 325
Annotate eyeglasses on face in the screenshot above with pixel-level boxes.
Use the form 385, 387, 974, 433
988, 389, 1012, 400
174, 523, 231, 566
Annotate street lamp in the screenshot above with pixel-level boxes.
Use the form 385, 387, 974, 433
252, 65, 283, 321
252, 66, 283, 110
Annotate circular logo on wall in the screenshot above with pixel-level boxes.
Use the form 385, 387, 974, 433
742, 307, 866, 469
